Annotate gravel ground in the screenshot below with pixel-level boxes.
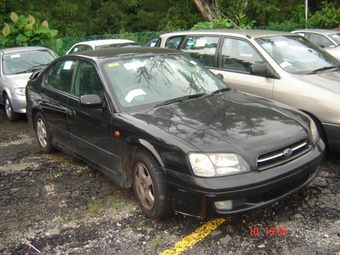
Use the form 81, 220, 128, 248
0, 108, 340, 255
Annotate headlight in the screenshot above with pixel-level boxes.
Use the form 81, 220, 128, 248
15, 87, 26, 96
309, 118, 320, 145
188, 153, 250, 177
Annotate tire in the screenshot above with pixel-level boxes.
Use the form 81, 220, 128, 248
4, 94, 20, 121
131, 150, 171, 220
34, 112, 55, 153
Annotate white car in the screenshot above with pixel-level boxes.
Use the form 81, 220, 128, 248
156, 29, 340, 152
66, 39, 140, 54
0, 46, 57, 121
291, 29, 340, 60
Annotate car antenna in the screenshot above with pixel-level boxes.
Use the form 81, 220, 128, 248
219, 11, 251, 39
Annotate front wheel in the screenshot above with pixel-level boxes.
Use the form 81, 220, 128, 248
4, 94, 20, 121
131, 150, 171, 220
35, 112, 55, 153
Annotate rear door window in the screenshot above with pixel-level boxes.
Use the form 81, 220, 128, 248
44, 60, 76, 92
181, 36, 219, 67
165, 36, 184, 49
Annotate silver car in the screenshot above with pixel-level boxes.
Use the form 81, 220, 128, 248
291, 29, 340, 60
0, 46, 57, 121
66, 39, 140, 54
156, 29, 340, 151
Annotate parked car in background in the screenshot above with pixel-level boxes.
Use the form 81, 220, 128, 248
26, 47, 325, 219
156, 29, 340, 152
66, 39, 140, 54
0, 46, 58, 121
291, 29, 340, 60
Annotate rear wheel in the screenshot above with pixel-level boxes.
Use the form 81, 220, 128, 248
131, 150, 171, 220
35, 112, 55, 153
4, 94, 20, 121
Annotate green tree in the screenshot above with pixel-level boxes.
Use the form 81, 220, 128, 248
308, 2, 340, 28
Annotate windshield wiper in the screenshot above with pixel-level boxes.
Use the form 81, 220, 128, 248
154, 93, 206, 108
308, 65, 340, 74
210, 87, 230, 94
22, 63, 48, 73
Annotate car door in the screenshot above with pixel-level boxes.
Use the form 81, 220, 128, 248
67, 60, 116, 172
208, 36, 275, 99
40, 59, 76, 146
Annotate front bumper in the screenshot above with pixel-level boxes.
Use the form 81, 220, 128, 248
165, 139, 325, 218
9, 95, 26, 113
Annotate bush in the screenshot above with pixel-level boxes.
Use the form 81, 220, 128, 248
308, 2, 340, 28
0, 12, 62, 51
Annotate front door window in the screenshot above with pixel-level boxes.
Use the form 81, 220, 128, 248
221, 38, 264, 73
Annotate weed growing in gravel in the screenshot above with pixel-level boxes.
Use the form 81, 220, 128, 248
77, 166, 86, 173
104, 199, 121, 210
136, 220, 146, 228
127, 205, 136, 214
88, 201, 100, 213
55, 216, 64, 225
36, 213, 43, 220
151, 237, 163, 248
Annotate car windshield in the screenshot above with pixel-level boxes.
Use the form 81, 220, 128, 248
329, 33, 340, 45
3, 50, 56, 75
102, 53, 228, 111
256, 35, 340, 74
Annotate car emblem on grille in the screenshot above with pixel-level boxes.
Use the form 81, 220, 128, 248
283, 148, 293, 157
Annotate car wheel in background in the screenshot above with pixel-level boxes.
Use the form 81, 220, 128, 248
4, 94, 20, 121
131, 150, 171, 220
35, 112, 55, 153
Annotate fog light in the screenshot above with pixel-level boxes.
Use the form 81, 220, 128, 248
215, 200, 233, 210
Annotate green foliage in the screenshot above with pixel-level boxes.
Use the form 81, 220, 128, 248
244, 0, 309, 29
161, 0, 203, 30
0, 12, 61, 50
267, 2, 340, 31
308, 2, 340, 28
191, 0, 255, 30
265, 20, 306, 32
191, 15, 255, 30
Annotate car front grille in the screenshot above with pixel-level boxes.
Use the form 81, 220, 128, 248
257, 138, 311, 171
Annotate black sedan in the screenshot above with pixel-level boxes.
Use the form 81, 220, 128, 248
26, 47, 325, 219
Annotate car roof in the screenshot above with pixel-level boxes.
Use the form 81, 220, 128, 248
0, 46, 51, 54
292, 29, 340, 35
71, 39, 137, 47
61, 47, 180, 60
159, 29, 294, 39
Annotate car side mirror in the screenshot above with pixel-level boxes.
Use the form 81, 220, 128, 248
79, 94, 103, 108
250, 64, 268, 77
250, 64, 280, 79
29, 71, 42, 80
215, 73, 224, 80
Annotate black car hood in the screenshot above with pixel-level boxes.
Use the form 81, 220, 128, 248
131, 90, 309, 158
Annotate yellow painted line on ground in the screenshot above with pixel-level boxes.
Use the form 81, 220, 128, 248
160, 217, 228, 255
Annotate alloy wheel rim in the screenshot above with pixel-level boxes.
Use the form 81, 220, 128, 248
37, 119, 47, 148
5, 98, 12, 117
134, 162, 154, 210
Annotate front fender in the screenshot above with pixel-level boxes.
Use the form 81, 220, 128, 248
126, 135, 165, 168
